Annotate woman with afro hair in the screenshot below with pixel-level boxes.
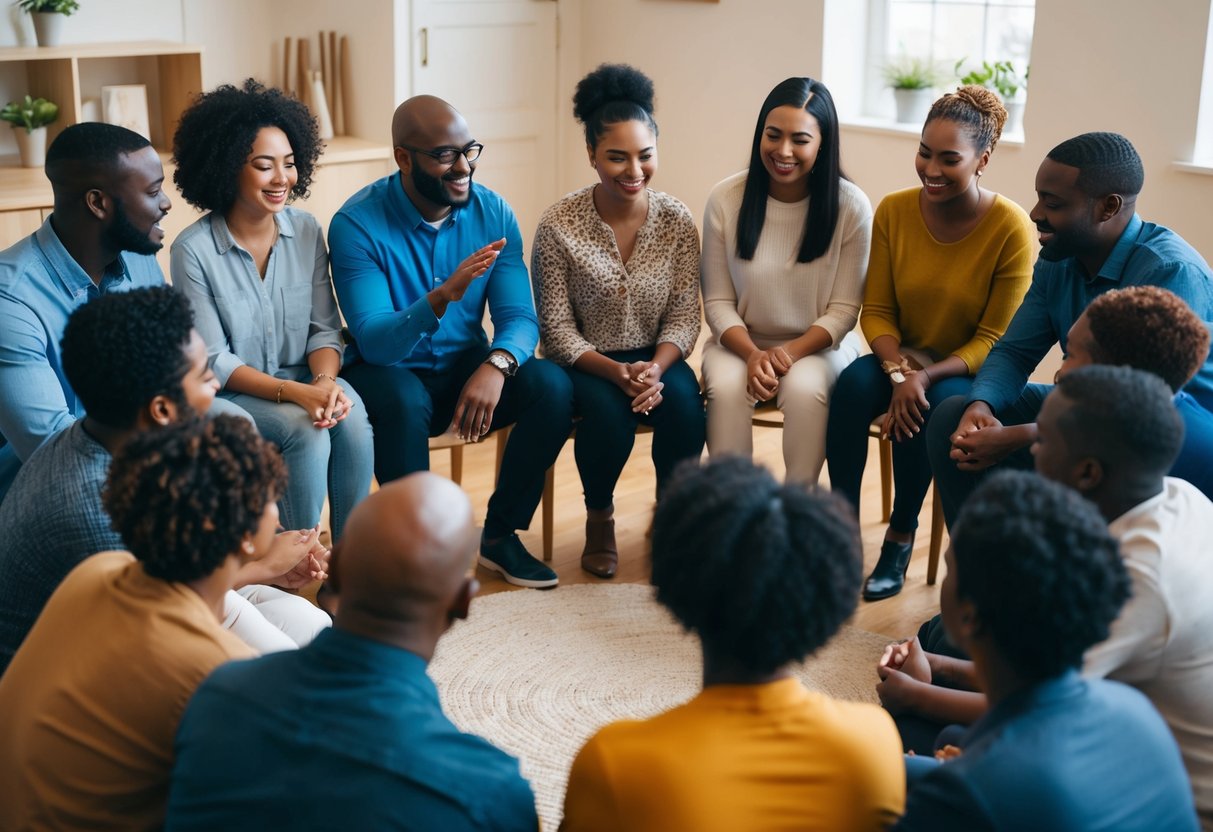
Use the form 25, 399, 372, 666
531, 64, 705, 579
170, 79, 373, 543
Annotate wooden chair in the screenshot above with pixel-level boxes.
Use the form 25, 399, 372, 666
751, 403, 946, 585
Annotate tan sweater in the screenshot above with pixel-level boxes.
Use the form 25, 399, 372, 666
700, 170, 873, 348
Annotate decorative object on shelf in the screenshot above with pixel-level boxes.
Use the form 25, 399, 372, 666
283, 32, 351, 138
15, 0, 80, 48
101, 84, 151, 141
957, 59, 1028, 133
883, 56, 942, 124
310, 70, 334, 140
1, 94, 59, 167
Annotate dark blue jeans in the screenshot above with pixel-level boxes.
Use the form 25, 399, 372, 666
925, 384, 1051, 529
825, 354, 973, 533
566, 348, 705, 511
343, 346, 574, 537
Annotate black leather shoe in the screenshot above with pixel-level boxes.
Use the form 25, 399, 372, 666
863, 537, 915, 601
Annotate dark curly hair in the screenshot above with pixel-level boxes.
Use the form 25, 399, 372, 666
1054, 365, 1183, 479
171, 78, 321, 214
1046, 131, 1144, 198
925, 84, 1007, 153
61, 287, 195, 428
103, 415, 287, 583
573, 63, 658, 149
1084, 286, 1210, 393
650, 456, 863, 676
951, 471, 1129, 682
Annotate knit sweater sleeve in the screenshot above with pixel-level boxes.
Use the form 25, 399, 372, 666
700, 176, 746, 339
812, 181, 873, 345
859, 195, 900, 346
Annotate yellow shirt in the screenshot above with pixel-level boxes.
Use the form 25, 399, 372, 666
561, 678, 905, 832
0, 551, 255, 831
860, 187, 1036, 373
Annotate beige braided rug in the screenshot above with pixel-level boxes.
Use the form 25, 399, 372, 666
429, 583, 890, 830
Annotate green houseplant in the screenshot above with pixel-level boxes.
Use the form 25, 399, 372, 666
1, 95, 60, 168
15, 0, 81, 47
957, 59, 1028, 133
883, 56, 943, 124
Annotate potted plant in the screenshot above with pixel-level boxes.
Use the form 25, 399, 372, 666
15, 0, 81, 48
957, 59, 1028, 134
1, 95, 59, 168
883, 56, 942, 124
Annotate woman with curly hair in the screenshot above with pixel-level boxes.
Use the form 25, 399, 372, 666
561, 456, 905, 831
170, 79, 373, 542
825, 85, 1035, 601
0, 415, 291, 829
531, 64, 704, 578
700, 77, 872, 486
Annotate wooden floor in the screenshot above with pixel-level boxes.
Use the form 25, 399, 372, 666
433, 425, 944, 641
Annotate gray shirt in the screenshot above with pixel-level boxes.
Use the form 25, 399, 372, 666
0, 421, 119, 676
170, 207, 343, 386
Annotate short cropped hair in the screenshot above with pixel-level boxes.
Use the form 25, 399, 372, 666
951, 471, 1129, 682
172, 78, 321, 214
45, 122, 152, 188
1046, 131, 1144, 197
1085, 286, 1209, 393
1055, 365, 1184, 479
61, 287, 195, 428
103, 415, 287, 583
650, 456, 863, 676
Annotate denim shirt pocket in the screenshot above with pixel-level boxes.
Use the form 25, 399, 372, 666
212, 294, 260, 358
281, 284, 314, 332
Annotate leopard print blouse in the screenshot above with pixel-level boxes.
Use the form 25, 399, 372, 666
531, 185, 701, 366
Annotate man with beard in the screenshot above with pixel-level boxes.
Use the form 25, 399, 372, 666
0, 123, 171, 502
329, 95, 573, 589
925, 132, 1213, 526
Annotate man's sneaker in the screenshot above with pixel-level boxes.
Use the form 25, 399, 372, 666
479, 533, 559, 589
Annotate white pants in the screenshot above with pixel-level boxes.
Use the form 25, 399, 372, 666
222, 585, 331, 654
702, 333, 861, 483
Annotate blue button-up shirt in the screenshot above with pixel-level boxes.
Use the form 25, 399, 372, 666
327, 173, 538, 370
170, 208, 344, 387
969, 214, 1213, 413
166, 627, 539, 831
0, 218, 163, 501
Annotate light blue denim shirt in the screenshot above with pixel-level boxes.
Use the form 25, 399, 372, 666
170, 207, 344, 387
0, 217, 163, 502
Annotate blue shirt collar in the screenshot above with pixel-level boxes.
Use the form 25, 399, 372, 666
1096, 213, 1144, 283
388, 172, 460, 232
208, 210, 297, 255
309, 626, 435, 689
35, 216, 129, 298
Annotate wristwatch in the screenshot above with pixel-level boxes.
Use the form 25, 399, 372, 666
484, 352, 518, 378
880, 360, 907, 385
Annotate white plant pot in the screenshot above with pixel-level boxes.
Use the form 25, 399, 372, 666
14, 126, 48, 168
1004, 98, 1026, 135
31, 12, 65, 48
892, 88, 934, 125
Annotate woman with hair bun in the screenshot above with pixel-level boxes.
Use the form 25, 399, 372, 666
170, 79, 374, 544
700, 77, 872, 486
825, 85, 1035, 601
532, 64, 705, 579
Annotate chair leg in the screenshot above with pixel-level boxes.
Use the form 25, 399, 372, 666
927, 484, 945, 585
450, 445, 463, 486
878, 436, 893, 524
542, 465, 554, 562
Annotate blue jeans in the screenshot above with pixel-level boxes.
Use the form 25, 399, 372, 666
223, 376, 374, 542
343, 347, 574, 538
925, 384, 1051, 529
567, 348, 705, 511
825, 354, 972, 533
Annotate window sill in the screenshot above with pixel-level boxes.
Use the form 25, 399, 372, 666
840, 115, 1025, 148
1172, 160, 1213, 176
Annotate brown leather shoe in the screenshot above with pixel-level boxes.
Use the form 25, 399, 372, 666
581, 507, 618, 579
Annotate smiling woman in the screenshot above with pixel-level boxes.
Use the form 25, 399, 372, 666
168, 79, 375, 545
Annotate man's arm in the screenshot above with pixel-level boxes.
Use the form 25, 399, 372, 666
483, 207, 539, 366
0, 299, 74, 461
967, 270, 1059, 414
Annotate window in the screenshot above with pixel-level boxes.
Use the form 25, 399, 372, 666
1192, 4, 1213, 165
824, 0, 1035, 129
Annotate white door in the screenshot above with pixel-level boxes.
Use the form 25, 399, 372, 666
411, 0, 558, 248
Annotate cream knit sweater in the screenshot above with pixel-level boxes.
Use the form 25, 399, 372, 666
700, 170, 873, 348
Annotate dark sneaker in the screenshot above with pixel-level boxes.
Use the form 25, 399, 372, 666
479, 533, 558, 589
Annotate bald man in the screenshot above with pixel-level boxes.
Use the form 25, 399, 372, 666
329, 95, 572, 589
165, 473, 540, 831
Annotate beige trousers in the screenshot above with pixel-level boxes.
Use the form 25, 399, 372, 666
701, 332, 861, 483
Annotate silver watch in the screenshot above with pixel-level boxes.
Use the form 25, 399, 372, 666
484, 352, 517, 378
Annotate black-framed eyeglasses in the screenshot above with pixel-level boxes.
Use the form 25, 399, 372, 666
398, 141, 484, 166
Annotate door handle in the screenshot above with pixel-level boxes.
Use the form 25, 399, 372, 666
420, 27, 428, 67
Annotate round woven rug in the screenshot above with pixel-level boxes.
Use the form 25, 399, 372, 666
429, 583, 891, 829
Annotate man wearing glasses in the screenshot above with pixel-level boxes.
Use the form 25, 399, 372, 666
329, 95, 573, 589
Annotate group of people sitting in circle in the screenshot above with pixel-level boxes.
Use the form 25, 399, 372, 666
0, 55, 1210, 829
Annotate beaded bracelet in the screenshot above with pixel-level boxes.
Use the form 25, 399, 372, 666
275, 382, 286, 404
313, 373, 335, 384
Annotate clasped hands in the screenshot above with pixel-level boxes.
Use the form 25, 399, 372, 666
876, 636, 932, 715
236, 525, 331, 591
287, 375, 354, 429
616, 360, 664, 415
745, 345, 794, 402
948, 402, 1017, 471
883, 356, 930, 442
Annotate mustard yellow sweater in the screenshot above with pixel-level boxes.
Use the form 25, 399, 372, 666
860, 187, 1035, 373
